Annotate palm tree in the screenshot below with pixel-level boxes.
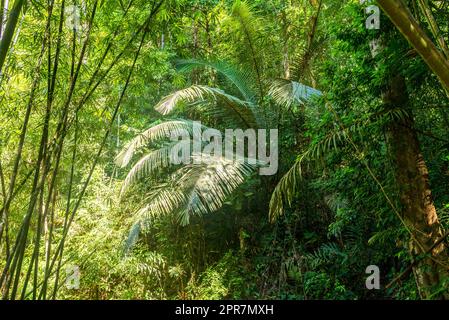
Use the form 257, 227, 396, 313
117, 60, 319, 251
116, 60, 263, 231
116, 0, 319, 253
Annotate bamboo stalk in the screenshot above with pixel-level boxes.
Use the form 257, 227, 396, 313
0, 0, 25, 74
0, 0, 53, 299
377, 0, 449, 91
39, 1, 164, 297
417, 0, 449, 59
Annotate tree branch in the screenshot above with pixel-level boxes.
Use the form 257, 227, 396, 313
377, 0, 449, 91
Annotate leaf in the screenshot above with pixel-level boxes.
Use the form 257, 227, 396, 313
268, 79, 322, 109
154, 85, 260, 128
123, 221, 141, 256
115, 119, 204, 168
135, 154, 257, 226
176, 59, 256, 103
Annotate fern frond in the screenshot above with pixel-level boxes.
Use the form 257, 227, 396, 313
304, 243, 344, 268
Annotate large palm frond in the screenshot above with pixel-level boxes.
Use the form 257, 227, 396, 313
134, 154, 256, 226
176, 59, 257, 103
268, 79, 322, 109
269, 120, 365, 221
120, 144, 175, 196
155, 85, 260, 127
115, 119, 205, 168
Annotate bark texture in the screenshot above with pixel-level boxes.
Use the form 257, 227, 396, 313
384, 75, 449, 299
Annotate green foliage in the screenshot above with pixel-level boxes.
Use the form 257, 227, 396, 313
2, 0, 449, 301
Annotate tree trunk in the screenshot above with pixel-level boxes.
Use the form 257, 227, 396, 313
384, 75, 449, 299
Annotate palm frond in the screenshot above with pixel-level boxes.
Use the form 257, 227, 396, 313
180, 154, 255, 222
269, 107, 408, 221
368, 228, 398, 246
303, 243, 344, 268
268, 79, 322, 109
115, 120, 203, 168
290, 0, 325, 83
136, 187, 187, 222
155, 85, 259, 127
269, 122, 359, 221
269, 154, 305, 222
120, 144, 175, 196
290, 37, 327, 82
180, 155, 255, 225
230, 0, 264, 96
136, 154, 256, 226
176, 59, 256, 103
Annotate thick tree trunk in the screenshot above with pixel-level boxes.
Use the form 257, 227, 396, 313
384, 75, 449, 299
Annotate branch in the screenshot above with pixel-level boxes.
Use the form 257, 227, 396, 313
377, 0, 449, 91
386, 230, 449, 289
417, 0, 449, 59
